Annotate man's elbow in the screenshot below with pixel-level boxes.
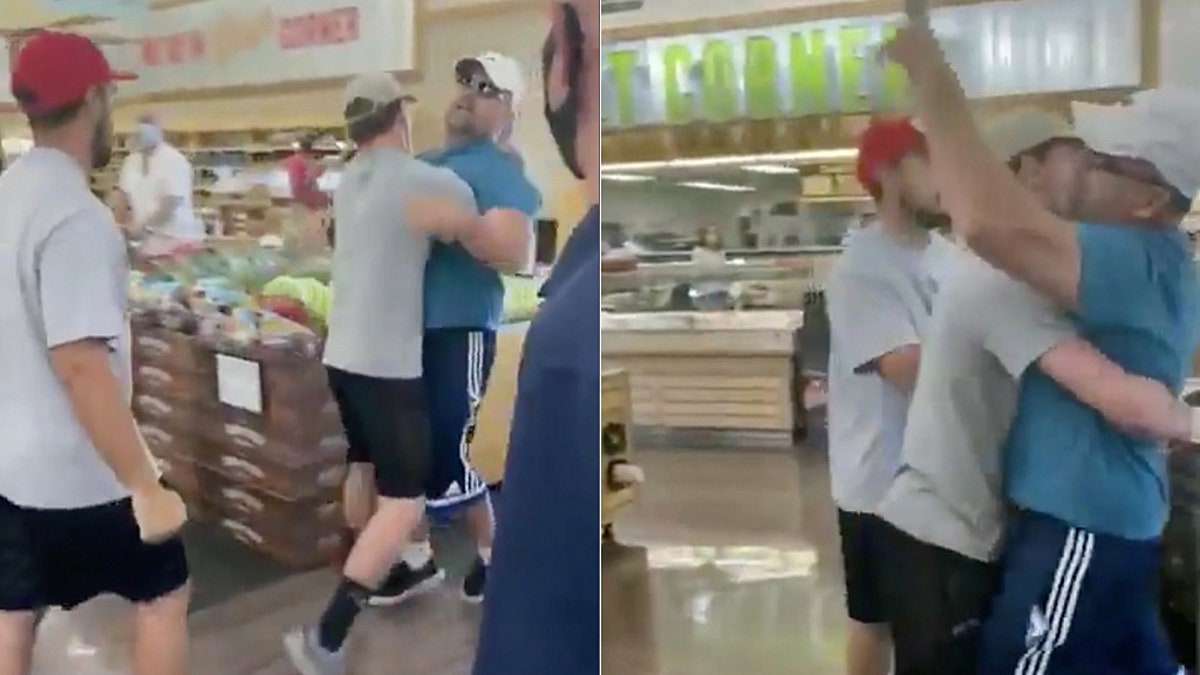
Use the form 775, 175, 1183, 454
48, 340, 110, 388
466, 208, 531, 267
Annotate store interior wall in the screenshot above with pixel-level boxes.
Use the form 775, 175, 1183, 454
0, 1, 590, 240
604, 182, 857, 249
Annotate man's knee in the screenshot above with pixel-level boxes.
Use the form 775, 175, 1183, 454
135, 583, 190, 622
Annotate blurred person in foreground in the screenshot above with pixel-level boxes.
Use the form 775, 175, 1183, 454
469, 0, 601, 672
826, 117, 955, 675
0, 31, 189, 675
367, 51, 539, 609
885, 24, 1200, 674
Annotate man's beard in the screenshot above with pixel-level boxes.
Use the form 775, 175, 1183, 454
92, 110, 113, 170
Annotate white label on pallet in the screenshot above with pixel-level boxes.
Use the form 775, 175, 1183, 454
215, 354, 263, 414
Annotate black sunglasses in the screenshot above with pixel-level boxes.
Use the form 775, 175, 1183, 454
456, 73, 506, 99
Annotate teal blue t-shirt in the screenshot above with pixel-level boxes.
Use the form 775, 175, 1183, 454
421, 140, 541, 330
1004, 222, 1199, 541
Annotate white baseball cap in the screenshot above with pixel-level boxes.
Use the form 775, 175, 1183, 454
1072, 87, 1200, 202
980, 108, 1074, 161
342, 72, 416, 124
455, 52, 526, 109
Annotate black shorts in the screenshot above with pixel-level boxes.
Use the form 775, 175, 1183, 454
879, 520, 999, 675
327, 367, 431, 499
837, 509, 889, 624
0, 495, 189, 612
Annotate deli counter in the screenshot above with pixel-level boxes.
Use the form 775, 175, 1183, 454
601, 252, 833, 446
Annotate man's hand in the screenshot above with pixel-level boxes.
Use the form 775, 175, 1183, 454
131, 484, 188, 543
882, 22, 949, 82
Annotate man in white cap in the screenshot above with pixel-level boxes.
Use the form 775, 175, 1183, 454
283, 71, 518, 675
886, 25, 1200, 674
367, 51, 539, 608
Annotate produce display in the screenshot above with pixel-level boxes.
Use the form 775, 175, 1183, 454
130, 244, 541, 358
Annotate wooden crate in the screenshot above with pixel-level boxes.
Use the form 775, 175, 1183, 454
602, 312, 801, 434
605, 354, 796, 432
602, 369, 637, 529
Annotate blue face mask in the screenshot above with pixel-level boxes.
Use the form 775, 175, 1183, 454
138, 123, 163, 148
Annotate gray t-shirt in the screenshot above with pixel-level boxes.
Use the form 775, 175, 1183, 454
0, 148, 131, 509
323, 147, 476, 379
878, 249, 1073, 562
826, 225, 952, 514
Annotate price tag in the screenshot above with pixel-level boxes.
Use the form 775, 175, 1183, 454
215, 354, 263, 414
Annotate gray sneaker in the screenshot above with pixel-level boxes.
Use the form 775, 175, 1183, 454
283, 626, 345, 675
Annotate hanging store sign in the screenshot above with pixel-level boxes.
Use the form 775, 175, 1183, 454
88, 0, 415, 96
602, 0, 1143, 128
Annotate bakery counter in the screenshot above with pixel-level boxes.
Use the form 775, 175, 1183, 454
601, 310, 805, 445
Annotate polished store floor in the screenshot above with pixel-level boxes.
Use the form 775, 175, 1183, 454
30, 445, 844, 674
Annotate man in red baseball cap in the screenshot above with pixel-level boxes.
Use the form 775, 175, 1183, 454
0, 31, 190, 675
825, 116, 954, 675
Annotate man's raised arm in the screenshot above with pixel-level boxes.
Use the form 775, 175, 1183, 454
884, 25, 1083, 311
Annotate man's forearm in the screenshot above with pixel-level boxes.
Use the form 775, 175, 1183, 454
1039, 340, 1191, 442
459, 208, 531, 271
142, 196, 181, 230
51, 344, 160, 494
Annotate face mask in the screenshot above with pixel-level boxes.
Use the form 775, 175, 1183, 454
541, 2, 585, 180
138, 122, 163, 149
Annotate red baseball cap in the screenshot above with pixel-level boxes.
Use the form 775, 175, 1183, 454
11, 31, 136, 114
855, 118, 927, 194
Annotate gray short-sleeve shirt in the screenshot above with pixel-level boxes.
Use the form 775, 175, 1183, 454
878, 250, 1073, 561
826, 225, 951, 514
323, 147, 477, 379
0, 147, 131, 509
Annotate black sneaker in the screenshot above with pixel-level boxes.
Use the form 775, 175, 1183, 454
462, 556, 487, 604
367, 559, 444, 607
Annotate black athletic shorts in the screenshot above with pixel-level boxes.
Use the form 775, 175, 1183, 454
837, 509, 890, 624
327, 367, 431, 499
0, 495, 189, 611
879, 520, 1000, 675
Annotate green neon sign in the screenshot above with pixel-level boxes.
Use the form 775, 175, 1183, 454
604, 19, 910, 127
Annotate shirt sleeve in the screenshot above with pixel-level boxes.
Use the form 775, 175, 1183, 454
160, 151, 191, 198
1075, 222, 1161, 328
485, 159, 541, 217
827, 270, 920, 373
980, 278, 1076, 379
420, 165, 478, 212
39, 212, 127, 349
117, 155, 135, 194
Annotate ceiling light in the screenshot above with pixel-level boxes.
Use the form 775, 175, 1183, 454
601, 173, 655, 183
742, 164, 800, 175
678, 181, 756, 193
602, 148, 857, 172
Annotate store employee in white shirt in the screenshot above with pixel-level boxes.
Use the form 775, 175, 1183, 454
826, 117, 953, 675
116, 113, 203, 245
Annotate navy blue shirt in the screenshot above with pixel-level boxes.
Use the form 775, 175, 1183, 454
421, 141, 541, 330
473, 205, 600, 675
1004, 222, 1199, 540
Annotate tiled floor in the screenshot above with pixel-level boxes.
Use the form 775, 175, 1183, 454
28, 445, 847, 675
